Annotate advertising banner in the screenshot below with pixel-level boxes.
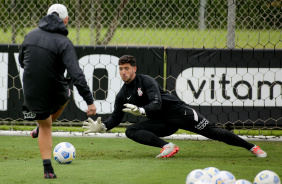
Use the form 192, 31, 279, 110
166, 48, 282, 127
0, 44, 164, 122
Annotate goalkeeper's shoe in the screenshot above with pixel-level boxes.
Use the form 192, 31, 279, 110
31, 126, 39, 138
44, 173, 57, 179
156, 142, 179, 158
250, 145, 267, 157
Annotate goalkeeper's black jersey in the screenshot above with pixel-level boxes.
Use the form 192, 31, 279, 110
104, 74, 187, 130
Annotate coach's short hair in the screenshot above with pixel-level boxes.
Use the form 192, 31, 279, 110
118, 55, 136, 66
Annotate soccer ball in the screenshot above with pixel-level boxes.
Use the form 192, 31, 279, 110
194, 179, 213, 184
211, 171, 236, 184
254, 170, 281, 184
204, 167, 220, 177
186, 169, 212, 184
235, 179, 252, 184
53, 142, 76, 164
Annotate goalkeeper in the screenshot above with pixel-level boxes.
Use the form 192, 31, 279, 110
83, 55, 267, 158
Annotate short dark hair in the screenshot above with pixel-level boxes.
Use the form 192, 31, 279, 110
118, 55, 136, 66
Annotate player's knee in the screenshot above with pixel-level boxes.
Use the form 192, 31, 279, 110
125, 125, 138, 139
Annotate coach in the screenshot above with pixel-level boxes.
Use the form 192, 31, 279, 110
19, 4, 96, 179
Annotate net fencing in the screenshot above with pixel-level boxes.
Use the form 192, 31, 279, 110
0, 0, 281, 139
0, 0, 281, 48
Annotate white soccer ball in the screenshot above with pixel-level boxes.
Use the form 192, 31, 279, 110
194, 179, 213, 184
254, 170, 281, 184
204, 167, 221, 177
186, 169, 212, 184
53, 142, 76, 164
211, 171, 236, 184
235, 179, 252, 184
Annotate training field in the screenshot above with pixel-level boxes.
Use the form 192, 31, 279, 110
0, 136, 281, 184
1, 27, 281, 49
1, 1, 281, 183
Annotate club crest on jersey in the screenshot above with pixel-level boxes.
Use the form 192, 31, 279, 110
137, 88, 143, 96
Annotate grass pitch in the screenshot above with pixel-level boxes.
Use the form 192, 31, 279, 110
0, 136, 282, 184
1, 27, 281, 49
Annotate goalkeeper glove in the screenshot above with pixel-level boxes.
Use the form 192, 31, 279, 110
82, 117, 107, 134
122, 103, 146, 116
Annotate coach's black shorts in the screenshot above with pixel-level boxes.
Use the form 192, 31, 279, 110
22, 97, 69, 121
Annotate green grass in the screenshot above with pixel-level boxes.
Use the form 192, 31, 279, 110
233, 129, 282, 137
1, 27, 281, 49
1, 124, 282, 137
0, 136, 282, 184
1, 125, 282, 136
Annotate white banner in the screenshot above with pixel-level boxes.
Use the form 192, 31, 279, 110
74, 54, 123, 114
176, 67, 282, 106
0, 53, 8, 111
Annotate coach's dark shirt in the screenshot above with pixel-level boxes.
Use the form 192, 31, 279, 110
19, 14, 93, 113
104, 74, 187, 130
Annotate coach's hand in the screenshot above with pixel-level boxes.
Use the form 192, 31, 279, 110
82, 117, 107, 134
122, 103, 146, 116
86, 103, 97, 116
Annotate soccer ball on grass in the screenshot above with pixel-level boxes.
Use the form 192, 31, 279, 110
254, 170, 281, 184
53, 142, 76, 164
204, 167, 220, 177
186, 169, 212, 184
235, 179, 252, 184
211, 171, 236, 184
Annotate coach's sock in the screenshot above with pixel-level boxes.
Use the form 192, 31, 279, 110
43, 159, 54, 174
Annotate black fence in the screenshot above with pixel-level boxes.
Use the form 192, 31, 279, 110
0, 44, 281, 128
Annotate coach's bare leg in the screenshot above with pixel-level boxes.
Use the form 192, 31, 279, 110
38, 115, 53, 160
37, 101, 69, 159
38, 115, 57, 178
31, 100, 69, 139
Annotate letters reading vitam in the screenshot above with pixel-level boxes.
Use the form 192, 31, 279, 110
176, 67, 282, 106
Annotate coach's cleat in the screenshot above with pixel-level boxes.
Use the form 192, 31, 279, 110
44, 173, 57, 179
31, 126, 39, 138
156, 142, 179, 158
250, 145, 267, 158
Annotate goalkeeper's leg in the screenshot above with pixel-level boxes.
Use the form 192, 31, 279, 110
125, 120, 178, 147
125, 120, 180, 158
191, 124, 267, 157
175, 109, 267, 157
